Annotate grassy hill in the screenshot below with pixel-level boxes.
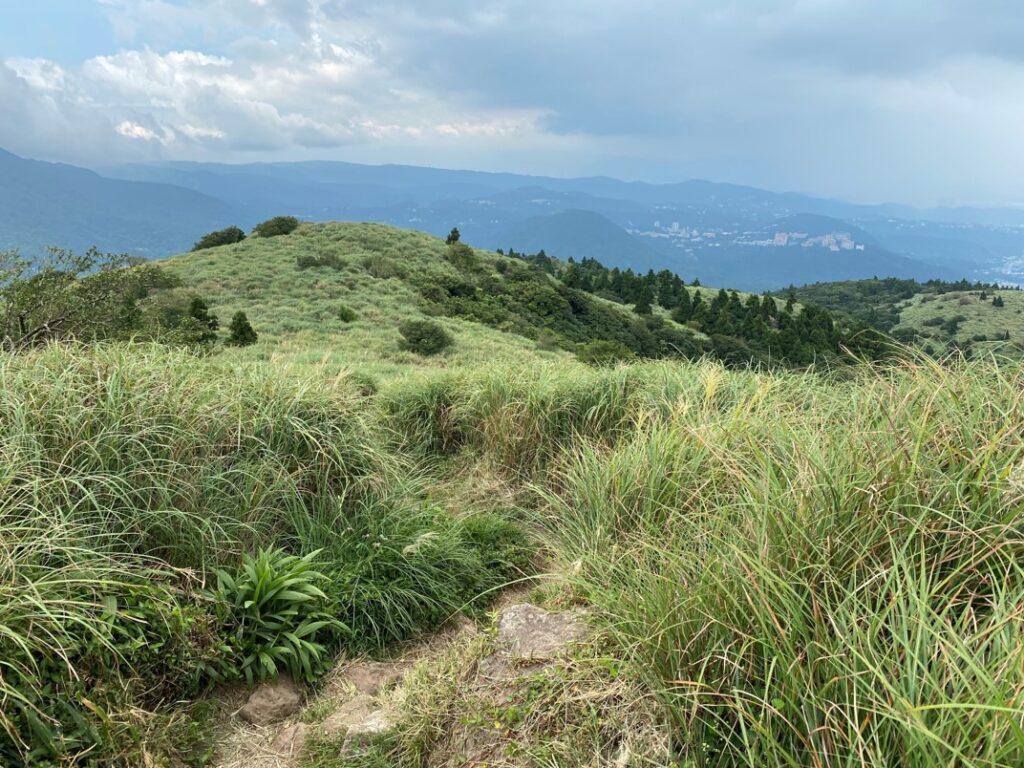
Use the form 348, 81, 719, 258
159, 221, 880, 381
785, 277, 1024, 356
158, 222, 572, 379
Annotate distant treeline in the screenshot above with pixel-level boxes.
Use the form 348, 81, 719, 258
782, 276, 1022, 332
474, 249, 891, 366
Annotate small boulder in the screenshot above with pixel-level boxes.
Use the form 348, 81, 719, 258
271, 722, 308, 756
340, 661, 406, 696
238, 678, 304, 725
496, 604, 588, 659
320, 694, 394, 747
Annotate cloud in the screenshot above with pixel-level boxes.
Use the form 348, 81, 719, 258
3, 0, 1024, 204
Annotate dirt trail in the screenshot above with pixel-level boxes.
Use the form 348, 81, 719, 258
209, 587, 598, 768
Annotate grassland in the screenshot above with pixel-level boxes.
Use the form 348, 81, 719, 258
896, 288, 1024, 352
4, 225, 1023, 766
158, 222, 571, 380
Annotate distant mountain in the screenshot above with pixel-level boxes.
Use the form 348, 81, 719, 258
5, 147, 1024, 288
497, 210, 673, 272
0, 148, 237, 258
100, 157, 1024, 287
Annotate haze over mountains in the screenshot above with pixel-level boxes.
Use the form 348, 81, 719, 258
5, 146, 1024, 291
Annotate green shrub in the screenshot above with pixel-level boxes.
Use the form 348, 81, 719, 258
192, 226, 246, 251
253, 216, 300, 238
446, 242, 479, 271
577, 339, 636, 366
208, 549, 343, 684
398, 319, 454, 356
298, 498, 529, 653
226, 310, 258, 346
364, 255, 405, 280
337, 304, 358, 323
297, 251, 344, 270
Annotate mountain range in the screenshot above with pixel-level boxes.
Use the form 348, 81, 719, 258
4, 146, 1024, 291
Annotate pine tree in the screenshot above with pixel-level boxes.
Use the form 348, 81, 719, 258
227, 311, 258, 347
446, 227, 461, 245
672, 287, 693, 324
633, 287, 654, 315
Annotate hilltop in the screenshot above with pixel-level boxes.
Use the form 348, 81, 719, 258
156, 221, 883, 379
158, 222, 569, 379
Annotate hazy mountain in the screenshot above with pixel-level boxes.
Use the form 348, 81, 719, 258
5, 147, 1024, 288
498, 209, 673, 272
0, 149, 237, 258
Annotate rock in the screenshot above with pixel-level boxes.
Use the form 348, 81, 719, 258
320, 694, 394, 745
345, 709, 394, 746
340, 661, 405, 696
495, 604, 588, 659
271, 722, 308, 756
238, 678, 304, 725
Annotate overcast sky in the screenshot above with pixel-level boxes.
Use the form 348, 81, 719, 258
2, 0, 1023, 206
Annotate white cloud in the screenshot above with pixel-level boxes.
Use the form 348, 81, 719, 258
3, 0, 1024, 203
115, 120, 160, 140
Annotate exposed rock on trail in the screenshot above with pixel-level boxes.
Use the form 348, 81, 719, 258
238, 678, 304, 726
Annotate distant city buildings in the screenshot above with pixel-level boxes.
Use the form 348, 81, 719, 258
629, 220, 868, 254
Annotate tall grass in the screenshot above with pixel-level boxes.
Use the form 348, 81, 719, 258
384, 357, 1024, 765
529, 358, 1024, 766
0, 343, 524, 764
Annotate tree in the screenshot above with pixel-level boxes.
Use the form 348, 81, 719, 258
192, 226, 246, 251
446, 227, 461, 245
992, 295, 1005, 307
398, 319, 454, 355
252, 216, 300, 238
183, 297, 220, 345
671, 287, 693, 323
226, 311, 258, 346
633, 287, 654, 315
0, 246, 177, 351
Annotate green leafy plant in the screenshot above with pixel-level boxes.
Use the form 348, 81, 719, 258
209, 548, 344, 684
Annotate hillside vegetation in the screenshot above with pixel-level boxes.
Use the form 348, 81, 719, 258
158, 221, 885, 379
3, 343, 1022, 766
3, 224, 1023, 767
787, 277, 1024, 356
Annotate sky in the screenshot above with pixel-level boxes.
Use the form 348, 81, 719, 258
2, 0, 1023, 206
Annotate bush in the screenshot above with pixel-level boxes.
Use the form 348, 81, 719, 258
398, 319, 454, 356
226, 311, 258, 346
363, 255, 406, 279
253, 216, 300, 238
192, 226, 246, 251
337, 304, 358, 323
577, 339, 636, 366
446, 242, 479, 271
297, 252, 343, 270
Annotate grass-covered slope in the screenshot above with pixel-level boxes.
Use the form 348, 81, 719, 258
158, 222, 571, 378
0, 344, 526, 765
383, 357, 1024, 767
161, 221, 882, 378
786, 277, 1024, 356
